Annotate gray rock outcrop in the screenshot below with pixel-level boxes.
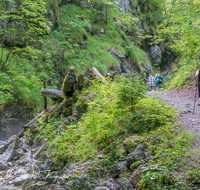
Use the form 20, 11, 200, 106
115, 177, 133, 190
113, 0, 131, 12
149, 44, 161, 65
0, 155, 8, 170
109, 48, 140, 74
126, 144, 146, 167
129, 165, 144, 187
104, 178, 115, 190
111, 161, 126, 175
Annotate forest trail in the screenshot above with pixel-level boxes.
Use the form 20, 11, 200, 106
148, 89, 200, 149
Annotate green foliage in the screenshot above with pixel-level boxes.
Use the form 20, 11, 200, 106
188, 168, 200, 185
34, 77, 178, 166
154, 0, 200, 89
139, 124, 196, 189
0, 1, 149, 109
0, 55, 44, 108
130, 0, 166, 34
158, 0, 200, 58
168, 58, 197, 89
131, 98, 176, 133
116, 76, 146, 105
130, 161, 141, 170
139, 165, 188, 190
0, 0, 51, 71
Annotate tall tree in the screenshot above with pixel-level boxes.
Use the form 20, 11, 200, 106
157, 0, 200, 58
0, 0, 51, 71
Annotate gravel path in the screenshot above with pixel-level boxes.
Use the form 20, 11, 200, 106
148, 89, 200, 148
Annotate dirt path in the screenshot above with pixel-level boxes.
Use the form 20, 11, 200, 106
148, 89, 200, 148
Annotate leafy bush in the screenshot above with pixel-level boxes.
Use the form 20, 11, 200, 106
115, 76, 146, 106
138, 125, 196, 189
188, 168, 200, 184
131, 98, 176, 133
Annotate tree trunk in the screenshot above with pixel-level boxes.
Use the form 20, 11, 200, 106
41, 88, 63, 99
91, 67, 106, 83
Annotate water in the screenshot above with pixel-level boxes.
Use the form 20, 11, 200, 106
0, 119, 27, 141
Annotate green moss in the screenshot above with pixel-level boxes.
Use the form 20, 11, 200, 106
74, 96, 88, 115
130, 161, 141, 170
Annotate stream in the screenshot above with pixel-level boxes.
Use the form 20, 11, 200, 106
0, 120, 27, 142
0, 107, 32, 142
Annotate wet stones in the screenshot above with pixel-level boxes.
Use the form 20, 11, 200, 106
0, 155, 8, 170
13, 174, 29, 186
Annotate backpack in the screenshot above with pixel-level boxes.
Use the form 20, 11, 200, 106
156, 78, 160, 85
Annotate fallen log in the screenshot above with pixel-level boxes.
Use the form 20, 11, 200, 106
91, 67, 106, 83
41, 88, 63, 99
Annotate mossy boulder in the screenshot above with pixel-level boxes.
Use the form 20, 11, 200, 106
130, 161, 141, 171
123, 135, 143, 154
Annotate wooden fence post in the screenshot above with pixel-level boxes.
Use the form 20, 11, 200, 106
44, 81, 47, 110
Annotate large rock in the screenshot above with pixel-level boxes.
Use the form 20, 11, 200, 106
113, 0, 131, 12
95, 187, 109, 190
126, 144, 146, 167
104, 178, 115, 190
111, 161, 126, 175
3, 135, 23, 162
0, 135, 17, 154
72, 174, 91, 190
13, 174, 29, 186
34, 143, 48, 160
109, 48, 130, 73
115, 177, 133, 190
129, 165, 144, 187
0, 155, 8, 170
149, 44, 161, 66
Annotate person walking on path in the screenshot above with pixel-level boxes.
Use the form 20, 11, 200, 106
155, 74, 163, 91
165, 73, 171, 82
195, 69, 200, 105
147, 73, 155, 91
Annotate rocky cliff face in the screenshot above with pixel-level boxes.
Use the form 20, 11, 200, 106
115, 0, 180, 74
113, 0, 131, 12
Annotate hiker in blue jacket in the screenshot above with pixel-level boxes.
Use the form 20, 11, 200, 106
165, 73, 171, 82
155, 74, 163, 91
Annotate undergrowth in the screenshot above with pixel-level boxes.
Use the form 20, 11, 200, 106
35, 77, 176, 164
168, 57, 198, 89
30, 76, 198, 189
